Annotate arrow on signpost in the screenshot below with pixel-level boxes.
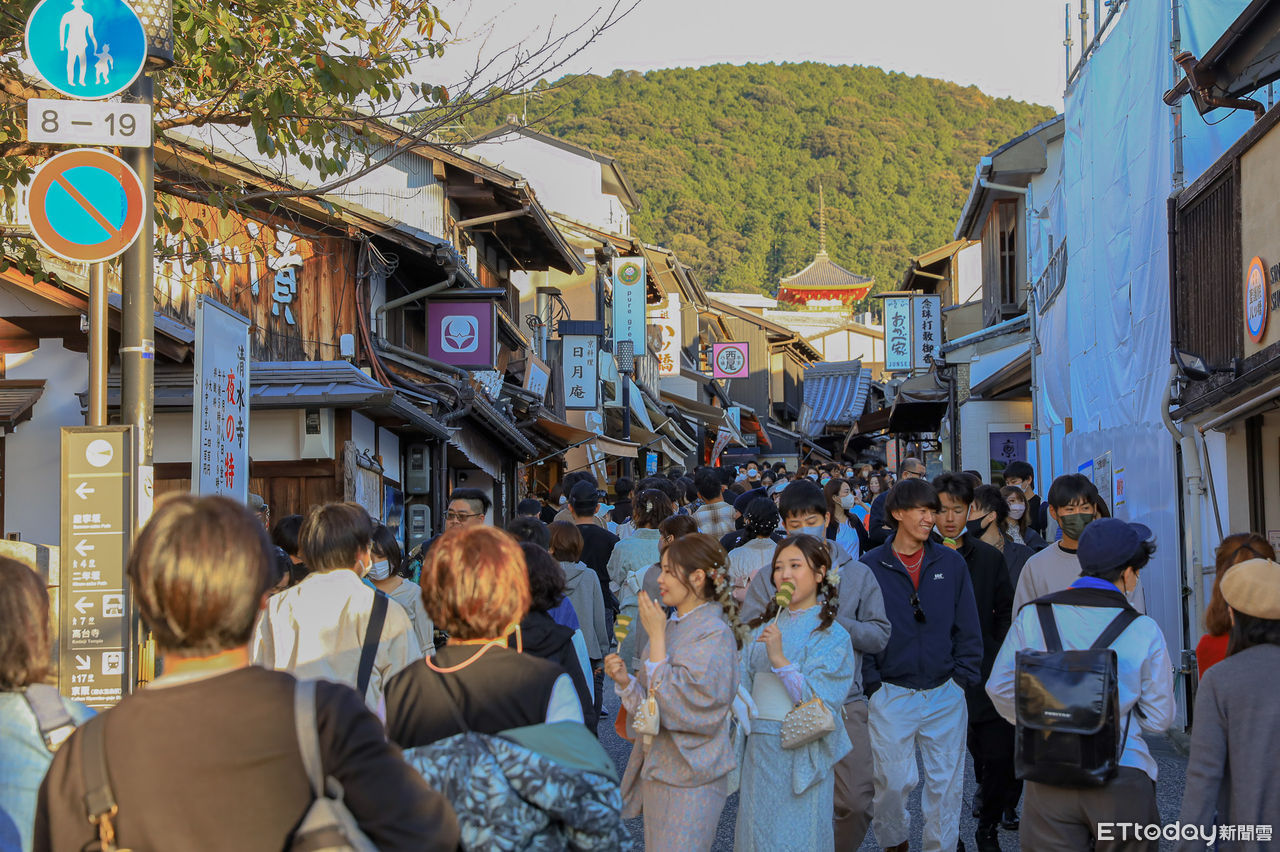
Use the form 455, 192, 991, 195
74, 597, 92, 615
74, 540, 94, 557
75, 654, 90, 671
75, 482, 95, 500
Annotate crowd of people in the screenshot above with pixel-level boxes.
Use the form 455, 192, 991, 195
0, 456, 1278, 851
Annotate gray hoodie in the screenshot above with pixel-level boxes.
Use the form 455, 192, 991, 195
740, 540, 890, 704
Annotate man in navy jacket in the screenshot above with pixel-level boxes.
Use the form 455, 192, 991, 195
861, 477, 983, 852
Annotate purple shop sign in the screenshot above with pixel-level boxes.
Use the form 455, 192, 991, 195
427, 301, 497, 368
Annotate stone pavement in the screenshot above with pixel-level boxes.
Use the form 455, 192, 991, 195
600, 686, 1191, 851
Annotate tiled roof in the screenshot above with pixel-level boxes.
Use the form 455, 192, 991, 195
780, 251, 874, 290
798, 360, 872, 436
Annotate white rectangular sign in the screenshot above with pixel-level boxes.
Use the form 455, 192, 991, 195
912, 294, 943, 369
611, 256, 647, 355
192, 297, 251, 501
648, 291, 682, 377
884, 296, 912, 372
27, 99, 152, 147
562, 334, 599, 410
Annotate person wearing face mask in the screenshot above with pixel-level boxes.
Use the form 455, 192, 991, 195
987, 519, 1173, 851
933, 476, 1016, 851
252, 502, 420, 712
1001, 485, 1047, 551
824, 477, 868, 559
1011, 475, 1146, 615
1002, 461, 1047, 538
368, 523, 435, 656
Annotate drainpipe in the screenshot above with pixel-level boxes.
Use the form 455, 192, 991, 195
373, 277, 456, 340
1161, 363, 1204, 722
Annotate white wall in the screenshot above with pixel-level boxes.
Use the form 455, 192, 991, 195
467, 135, 630, 235
351, 411, 377, 457
959, 400, 1033, 481
378, 427, 401, 484
154, 409, 313, 464
5, 339, 87, 545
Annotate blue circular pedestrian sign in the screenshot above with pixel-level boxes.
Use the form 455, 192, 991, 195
26, 0, 146, 100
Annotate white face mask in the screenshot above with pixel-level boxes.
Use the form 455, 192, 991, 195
840, 493, 857, 510
368, 559, 391, 580
1007, 503, 1026, 520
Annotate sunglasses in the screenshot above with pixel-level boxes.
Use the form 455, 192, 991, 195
909, 592, 927, 623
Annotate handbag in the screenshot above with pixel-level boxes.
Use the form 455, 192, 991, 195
631, 688, 660, 739
780, 696, 837, 750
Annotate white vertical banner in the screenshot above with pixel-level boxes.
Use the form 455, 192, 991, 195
562, 334, 599, 410
912, 294, 943, 369
612, 256, 647, 354
884, 296, 912, 372
191, 296, 251, 501
711, 429, 732, 462
649, 291, 682, 377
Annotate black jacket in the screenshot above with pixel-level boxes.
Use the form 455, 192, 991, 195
867, 493, 892, 547
1001, 536, 1036, 589
515, 610, 597, 732
957, 536, 1014, 724
1027, 494, 1048, 538
577, 524, 620, 610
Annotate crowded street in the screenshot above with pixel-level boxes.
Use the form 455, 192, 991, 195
3, 0, 1280, 850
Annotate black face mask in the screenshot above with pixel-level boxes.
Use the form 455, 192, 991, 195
965, 518, 988, 539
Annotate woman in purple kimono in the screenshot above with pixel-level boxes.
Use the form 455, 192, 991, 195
604, 533, 744, 850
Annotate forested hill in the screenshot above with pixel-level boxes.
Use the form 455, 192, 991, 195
457, 63, 1055, 296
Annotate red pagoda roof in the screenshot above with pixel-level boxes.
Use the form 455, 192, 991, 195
778, 250, 874, 305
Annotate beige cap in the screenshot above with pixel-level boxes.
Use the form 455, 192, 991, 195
1221, 558, 1280, 619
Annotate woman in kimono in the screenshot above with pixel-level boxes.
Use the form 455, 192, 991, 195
735, 534, 855, 852
603, 533, 742, 851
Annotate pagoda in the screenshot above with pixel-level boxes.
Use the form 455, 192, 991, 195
777, 186, 874, 307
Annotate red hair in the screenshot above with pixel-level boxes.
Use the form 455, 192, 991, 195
421, 526, 530, 640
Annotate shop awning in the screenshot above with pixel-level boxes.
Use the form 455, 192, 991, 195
970, 350, 1031, 401
628, 423, 686, 466
83, 361, 452, 438
847, 371, 950, 437
798, 360, 872, 437
0, 380, 45, 434
660, 391, 744, 445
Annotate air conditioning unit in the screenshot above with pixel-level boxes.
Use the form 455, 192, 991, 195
298, 408, 333, 459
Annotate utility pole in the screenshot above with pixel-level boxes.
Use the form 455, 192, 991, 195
121, 0, 172, 530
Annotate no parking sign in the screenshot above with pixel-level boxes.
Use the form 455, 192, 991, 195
26, 148, 144, 262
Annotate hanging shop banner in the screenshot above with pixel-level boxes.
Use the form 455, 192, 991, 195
649, 291, 682, 377
523, 352, 551, 403
612, 256, 648, 354
712, 342, 749, 379
427, 301, 497, 369
191, 296, 250, 502
912, 294, 943, 369
562, 334, 600, 410
710, 429, 732, 462
884, 296, 912, 372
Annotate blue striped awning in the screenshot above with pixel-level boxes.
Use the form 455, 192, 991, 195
798, 360, 872, 437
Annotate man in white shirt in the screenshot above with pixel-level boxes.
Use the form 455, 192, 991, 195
252, 502, 420, 711
1012, 474, 1146, 614
987, 518, 1175, 851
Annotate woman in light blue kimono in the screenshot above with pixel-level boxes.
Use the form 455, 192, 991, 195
736, 534, 855, 852
607, 489, 673, 669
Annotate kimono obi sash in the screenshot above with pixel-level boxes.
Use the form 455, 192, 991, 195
751, 671, 793, 722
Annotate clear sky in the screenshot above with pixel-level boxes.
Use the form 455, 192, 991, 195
431, 0, 1069, 108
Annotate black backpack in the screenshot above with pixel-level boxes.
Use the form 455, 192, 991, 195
1014, 601, 1138, 788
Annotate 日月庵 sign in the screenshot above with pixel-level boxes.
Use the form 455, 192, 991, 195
562, 334, 599, 410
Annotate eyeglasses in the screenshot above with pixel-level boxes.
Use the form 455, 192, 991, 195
445, 510, 483, 522
909, 592, 927, 623
903, 470, 926, 479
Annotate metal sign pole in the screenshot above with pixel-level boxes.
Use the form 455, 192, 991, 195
88, 263, 108, 427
